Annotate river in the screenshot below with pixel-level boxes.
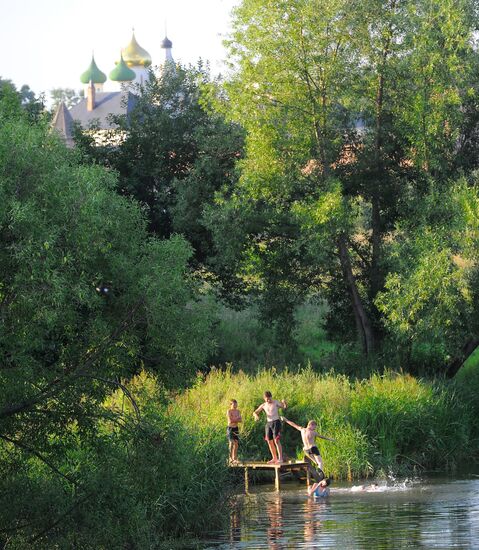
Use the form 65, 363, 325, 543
203, 475, 479, 548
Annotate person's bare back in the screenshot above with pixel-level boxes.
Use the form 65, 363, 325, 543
300, 426, 318, 450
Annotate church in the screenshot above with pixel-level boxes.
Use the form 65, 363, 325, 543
52, 31, 174, 147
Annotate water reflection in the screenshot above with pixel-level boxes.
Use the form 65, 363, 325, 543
229, 506, 241, 544
303, 494, 325, 544
266, 494, 283, 549
208, 477, 479, 549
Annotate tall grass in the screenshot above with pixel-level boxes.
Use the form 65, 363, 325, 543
171, 367, 475, 479
213, 300, 336, 371
453, 348, 479, 445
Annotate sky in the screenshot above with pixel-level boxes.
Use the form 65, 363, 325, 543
0, 0, 239, 99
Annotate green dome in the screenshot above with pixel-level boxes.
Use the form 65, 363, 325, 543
109, 54, 136, 82
80, 56, 107, 84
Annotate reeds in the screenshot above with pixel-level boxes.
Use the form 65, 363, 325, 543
170, 366, 475, 479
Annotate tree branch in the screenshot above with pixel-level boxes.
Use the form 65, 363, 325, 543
0, 433, 78, 487
77, 374, 141, 423
0, 300, 143, 420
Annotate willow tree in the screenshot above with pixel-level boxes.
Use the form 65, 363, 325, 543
221, 0, 377, 350
219, 0, 478, 354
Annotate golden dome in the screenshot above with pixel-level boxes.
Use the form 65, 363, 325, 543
121, 31, 152, 67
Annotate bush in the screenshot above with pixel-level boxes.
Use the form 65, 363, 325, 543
0, 372, 232, 548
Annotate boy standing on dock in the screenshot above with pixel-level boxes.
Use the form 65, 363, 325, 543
227, 399, 242, 464
282, 417, 334, 473
253, 391, 287, 463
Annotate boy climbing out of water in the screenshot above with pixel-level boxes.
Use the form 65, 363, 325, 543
281, 417, 334, 474
227, 399, 242, 464
308, 477, 331, 498
253, 391, 287, 463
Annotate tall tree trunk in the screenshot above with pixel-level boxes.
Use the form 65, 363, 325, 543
370, 195, 383, 299
446, 338, 479, 378
337, 234, 375, 354
369, 9, 395, 311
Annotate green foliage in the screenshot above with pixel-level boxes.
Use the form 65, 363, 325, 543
350, 373, 469, 470
76, 63, 244, 269
172, 367, 474, 479
0, 78, 44, 123
453, 347, 479, 441
209, 0, 479, 354
0, 371, 232, 548
0, 112, 216, 546
50, 87, 83, 110
376, 180, 479, 367
212, 299, 335, 370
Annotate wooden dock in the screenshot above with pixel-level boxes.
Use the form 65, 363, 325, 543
229, 460, 313, 491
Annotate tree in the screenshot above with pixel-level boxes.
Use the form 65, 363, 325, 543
213, 0, 478, 354
0, 77, 44, 122
0, 108, 216, 541
75, 63, 244, 268
50, 87, 83, 110
375, 181, 479, 371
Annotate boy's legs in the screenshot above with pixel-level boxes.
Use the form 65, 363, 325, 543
274, 439, 283, 463
265, 422, 279, 463
267, 439, 278, 462
232, 439, 239, 462
305, 447, 323, 470
271, 419, 283, 462
304, 452, 325, 482
308, 481, 320, 496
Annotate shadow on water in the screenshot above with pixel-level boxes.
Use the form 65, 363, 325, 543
203, 474, 479, 549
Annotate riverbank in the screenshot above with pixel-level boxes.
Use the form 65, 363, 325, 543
170, 366, 478, 480
2, 365, 476, 549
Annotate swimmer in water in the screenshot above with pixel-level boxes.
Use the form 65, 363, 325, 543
351, 483, 380, 492
308, 478, 331, 498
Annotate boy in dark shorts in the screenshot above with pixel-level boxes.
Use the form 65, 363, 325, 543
282, 417, 334, 473
253, 391, 287, 463
227, 399, 242, 464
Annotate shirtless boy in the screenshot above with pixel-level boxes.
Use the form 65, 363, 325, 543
282, 417, 334, 472
253, 391, 287, 463
308, 477, 331, 498
227, 399, 242, 464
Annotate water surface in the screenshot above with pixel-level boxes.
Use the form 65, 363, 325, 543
205, 475, 479, 549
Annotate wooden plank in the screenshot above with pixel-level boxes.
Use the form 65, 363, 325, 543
230, 460, 311, 491
230, 460, 309, 469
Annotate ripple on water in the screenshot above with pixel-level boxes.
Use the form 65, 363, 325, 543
204, 477, 479, 549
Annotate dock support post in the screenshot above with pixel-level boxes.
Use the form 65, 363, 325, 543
275, 466, 280, 491
306, 466, 311, 487
244, 467, 249, 493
